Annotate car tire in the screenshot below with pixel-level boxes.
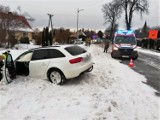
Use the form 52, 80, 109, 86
111, 52, 115, 58
132, 56, 138, 60
132, 54, 138, 60
48, 69, 65, 85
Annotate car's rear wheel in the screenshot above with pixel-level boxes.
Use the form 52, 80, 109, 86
48, 69, 65, 85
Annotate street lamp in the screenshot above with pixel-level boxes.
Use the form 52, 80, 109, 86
77, 8, 84, 40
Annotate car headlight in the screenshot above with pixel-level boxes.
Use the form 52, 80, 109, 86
133, 48, 138, 51
113, 47, 118, 50
132, 45, 137, 51
113, 44, 119, 50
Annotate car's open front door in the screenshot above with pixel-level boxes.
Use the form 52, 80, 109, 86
5, 53, 16, 83
15, 51, 33, 76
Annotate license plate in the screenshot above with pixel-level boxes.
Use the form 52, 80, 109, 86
122, 55, 129, 58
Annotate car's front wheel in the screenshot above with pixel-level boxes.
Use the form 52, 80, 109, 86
111, 52, 115, 58
132, 56, 138, 60
48, 69, 65, 85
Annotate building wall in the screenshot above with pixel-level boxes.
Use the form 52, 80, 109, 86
15, 31, 32, 41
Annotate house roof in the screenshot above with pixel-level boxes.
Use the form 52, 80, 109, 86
0, 12, 32, 29
70, 30, 86, 38
77, 30, 86, 36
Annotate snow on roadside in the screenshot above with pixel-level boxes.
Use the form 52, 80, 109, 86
85, 45, 160, 119
0, 44, 159, 120
138, 47, 160, 57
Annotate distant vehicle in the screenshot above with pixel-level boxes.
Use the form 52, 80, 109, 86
97, 38, 103, 43
53, 42, 59, 45
74, 40, 83, 44
92, 39, 97, 44
5, 45, 93, 85
111, 30, 138, 60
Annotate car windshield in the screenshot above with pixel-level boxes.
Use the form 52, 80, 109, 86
115, 36, 136, 45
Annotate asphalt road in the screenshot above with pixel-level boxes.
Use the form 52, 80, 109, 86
120, 52, 160, 96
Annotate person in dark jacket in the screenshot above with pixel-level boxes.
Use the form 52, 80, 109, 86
103, 37, 110, 53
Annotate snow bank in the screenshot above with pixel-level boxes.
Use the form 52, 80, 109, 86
138, 47, 160, 57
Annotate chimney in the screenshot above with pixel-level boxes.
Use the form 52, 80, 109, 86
8, 12, 12, 14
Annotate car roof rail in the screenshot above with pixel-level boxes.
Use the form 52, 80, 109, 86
50, 45, 60, 47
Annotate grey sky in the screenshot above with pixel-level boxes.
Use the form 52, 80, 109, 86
1, 0, 159, 31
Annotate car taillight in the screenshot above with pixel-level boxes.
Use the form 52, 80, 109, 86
69, 57, 83, 64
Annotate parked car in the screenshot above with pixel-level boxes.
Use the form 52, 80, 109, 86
5, 45, 93, 84
74, 40, 83, 44
53, 42, 59, 45
111, 30, 138, 60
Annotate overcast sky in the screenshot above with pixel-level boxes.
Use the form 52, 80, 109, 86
1, 0, 160, 31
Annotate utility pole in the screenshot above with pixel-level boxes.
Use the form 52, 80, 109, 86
77, 8, 83, 41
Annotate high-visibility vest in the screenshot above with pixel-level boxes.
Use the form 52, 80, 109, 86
2, 53, 6, 59
0, 55, 5, 61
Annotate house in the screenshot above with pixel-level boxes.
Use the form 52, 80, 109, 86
0, 11, 33, 46
70, 30, 86, 43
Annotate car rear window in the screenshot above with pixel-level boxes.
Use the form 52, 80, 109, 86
65, 46, 86, 56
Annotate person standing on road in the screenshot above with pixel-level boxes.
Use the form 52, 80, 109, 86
103, 36, 110, 53
0, 50, 12, 81
86, 37, 91, 46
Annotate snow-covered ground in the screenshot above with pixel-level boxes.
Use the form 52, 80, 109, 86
0, 44, 159, 120
138, 47, 160, 57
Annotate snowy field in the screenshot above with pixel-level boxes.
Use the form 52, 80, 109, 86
0, 44, 159, 120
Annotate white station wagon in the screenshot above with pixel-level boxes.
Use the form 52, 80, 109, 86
5, 45, 93, 85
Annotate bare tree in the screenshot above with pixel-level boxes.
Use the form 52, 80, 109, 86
102, 2, 122, 40
54, 28, 71, 44
0, 5, 10, 46
114, 0, 149, 30
0, 12, 27, 47
22, 12, 35, 22
0, 5, 10, 13
16, 6, 35, 25
17, 6, 22, 15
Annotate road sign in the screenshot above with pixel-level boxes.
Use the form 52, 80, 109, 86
148, 30, 158, 39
